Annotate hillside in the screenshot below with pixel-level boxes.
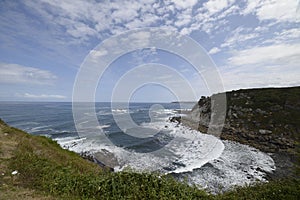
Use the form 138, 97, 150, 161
183, 86, 300, 179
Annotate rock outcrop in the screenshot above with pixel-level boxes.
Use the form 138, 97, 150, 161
184, 87, 300, 153
182, 86, 300, 179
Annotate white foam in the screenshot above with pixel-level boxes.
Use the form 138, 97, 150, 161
30, 125, 51, 132
55, 118, 224, 175
96, 124, 111, 129
97, 110, 111, 116
112, 109, 129, 114
179, 140, 276, 193
55, 137, 87, 149
104, 120, 224, 174
151, 109, 177, 115
162, 122, 224, 174
54, 108, 276, 193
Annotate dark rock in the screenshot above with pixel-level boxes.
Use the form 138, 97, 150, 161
169, 116, 181, 124
172, 161, 186, 167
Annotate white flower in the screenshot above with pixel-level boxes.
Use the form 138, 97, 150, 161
11, 170, 18, 175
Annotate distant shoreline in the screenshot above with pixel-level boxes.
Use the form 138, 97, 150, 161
171, 101, 196, 104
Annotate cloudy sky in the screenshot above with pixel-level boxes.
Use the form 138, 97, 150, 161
0, 0, 299, 102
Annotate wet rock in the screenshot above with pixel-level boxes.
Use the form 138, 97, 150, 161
172, 161, 186, 168
169, 116, 181, 124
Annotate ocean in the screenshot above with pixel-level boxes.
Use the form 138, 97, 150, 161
0, 102, 275, 193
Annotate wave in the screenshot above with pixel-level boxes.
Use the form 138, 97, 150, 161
96, 124, 111, 129
54, 137, 86, 149
112, 109, 130, 114
29, 125, 51, 132
60, 118, 224, 175
177, 140, 275, 193
52, 107, 275, 193
97, 110, 112, 116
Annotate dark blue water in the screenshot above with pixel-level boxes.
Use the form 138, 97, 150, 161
0, 102, 77, 137
0, 102, 192, 152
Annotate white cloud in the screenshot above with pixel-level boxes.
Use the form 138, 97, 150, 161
241, 0, 261, 15
4, 0, 298, 50
220, 60, 300, 91
204, 0, 233, 15
209, 47, 221, 54
170, 0, 198, 10
271, 28, 300, 43
221, 27, 259, 49
228, 43, 300, 66
221, 40, 300, 90
242, 0, 299, 23
221, 41, 300, 90
189, 0, 238, 34
0, 63, 57, 85
21, 93, 66, 99
19, 0, 224, 43
256, 0, 298, 22
216, 4, 239, 19
130, 48, 159, 66
277, 28, 300, 39
90, 49, 108, 57
174, 13, 192, 27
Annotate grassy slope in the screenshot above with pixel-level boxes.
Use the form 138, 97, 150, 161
0, 119, 299, 199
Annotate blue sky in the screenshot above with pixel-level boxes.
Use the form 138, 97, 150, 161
0, 0, 299, 102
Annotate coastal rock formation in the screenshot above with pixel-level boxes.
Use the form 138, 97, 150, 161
181, 86, 300, 179
185, 87, 300, 153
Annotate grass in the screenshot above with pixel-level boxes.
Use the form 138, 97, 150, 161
1, 119, 299, 199
217, 179, 300, 200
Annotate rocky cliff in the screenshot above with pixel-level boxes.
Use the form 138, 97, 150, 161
183, 86, 300, 178
186, 86, 300, 153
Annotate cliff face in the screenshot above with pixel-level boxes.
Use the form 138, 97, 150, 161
185, 87, 300, 154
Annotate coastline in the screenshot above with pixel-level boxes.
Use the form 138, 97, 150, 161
1, 115, 299, 199
179, 86, 300, 181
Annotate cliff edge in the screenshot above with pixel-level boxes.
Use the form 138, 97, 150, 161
183, 86, 300, 179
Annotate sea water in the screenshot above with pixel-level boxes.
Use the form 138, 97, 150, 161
0, 102, 275, 193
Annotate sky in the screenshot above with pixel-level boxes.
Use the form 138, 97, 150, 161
0, 0, 299, 102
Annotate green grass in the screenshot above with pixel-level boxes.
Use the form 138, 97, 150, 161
216, 179, 300, 200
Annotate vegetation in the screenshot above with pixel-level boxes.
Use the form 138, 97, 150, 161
216, 179, 300, 200
225, 86, 300, 137
0, 98, 299, 200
